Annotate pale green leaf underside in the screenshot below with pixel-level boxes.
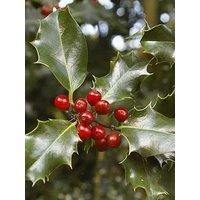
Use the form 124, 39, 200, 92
32, 7, 88, 101
94, 52, 150, 104
121, 106, 175, 158
25, 119, 80, 185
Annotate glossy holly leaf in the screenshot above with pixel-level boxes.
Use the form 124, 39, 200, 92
123, 153, 168, 200
83, 139, 94, 154
120, 106, 175, 158
132, 62, 175, 110
160, 162, 175, 200
141, 25, 175, 63
141, 63, 175, 99
155, 152, 175, 167
94, 52, 150, 105
154, 91, 175, 118
25, 119, 80, 185
32, 7, 88, 102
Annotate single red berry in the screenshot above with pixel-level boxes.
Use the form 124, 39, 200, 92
87, 90, 102, 105
54, 95, 70, 110
79, 111, 94, 124
106, 132, 121, 148
40, 5, 52, 17
77, 123, 91, 141
91, 124, 106, 140
95, 100, 110, 115
114, 107, 129, 122
95, 137, 107, 152
74, 98, 87, 113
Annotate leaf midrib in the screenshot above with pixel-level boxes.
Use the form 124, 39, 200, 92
121, 126, 174, 135
142, 40, 175, 44
28, 123, 74, 171
103, 63, 147, 100
56, 13, 73, 93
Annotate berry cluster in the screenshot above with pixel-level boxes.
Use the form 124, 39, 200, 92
54, 90, 129, 152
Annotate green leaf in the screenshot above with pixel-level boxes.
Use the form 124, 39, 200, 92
32, 7, 88, 102
160, 162, 175, 200
83, 139, 94, 154
25, 119, 80, 185
123, 153, 168, 200
141, 25, 175, 63
120, 106, 175, 158
94, 51, 150, 105
154, 91, 175, 118
141, 63, 174, 99
132, 62, 175, 110
155, 152, 175, 167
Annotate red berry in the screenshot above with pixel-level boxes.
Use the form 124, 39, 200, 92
87, 90, 102, 105
95, 137, 107, 152
40, 5, 52, 17
54, 95, 70, 110
114, 107, 129, 122
95, 100, 110, 115
91, 124, 106, 140
106, 132, 121, 148
79, 111, 94, 124
77, 123, 91, 141
74, 98, 87, 113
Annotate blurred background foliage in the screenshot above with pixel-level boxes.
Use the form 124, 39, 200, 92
25, 0, 175, 199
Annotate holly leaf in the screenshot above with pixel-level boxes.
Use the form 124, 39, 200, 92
83, 139, 94, 154
141, 24, 175, 63
141, 63, 174, 99
32, 7, 88, 102
155, 152, 175, 167
132, 62, 175, 110
123, 153, 168, 200
160, 162, 175, 200
154, 91, 175, 118
94, 51, 150, 105
120, 106, 175, 158
25, 119, 80, 185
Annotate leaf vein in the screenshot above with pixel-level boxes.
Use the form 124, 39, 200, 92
28, 123, 74, 171
121, 126, 174, 135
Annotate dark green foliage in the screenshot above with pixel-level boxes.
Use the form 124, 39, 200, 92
26, 1, 175, 199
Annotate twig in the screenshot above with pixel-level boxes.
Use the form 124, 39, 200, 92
94, 120, 121, 131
